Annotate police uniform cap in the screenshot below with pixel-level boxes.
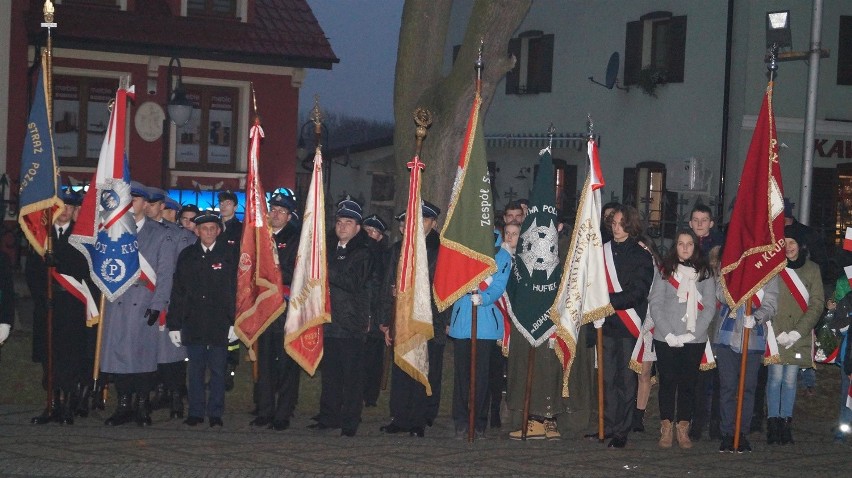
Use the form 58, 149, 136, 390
130, 181, 148, 199
269, 192, 296, 212
164, 196, 181, 211
61, 188, 83, 206
363, 214, 387, 233
218, 190, 238, 204
422, 200, 441, 218
335, 195, 363, 223
145, 187, 166, 203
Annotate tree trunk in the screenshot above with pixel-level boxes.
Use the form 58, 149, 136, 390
392, 0, 531, 228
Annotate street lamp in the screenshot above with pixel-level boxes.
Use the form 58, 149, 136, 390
766, 10, 792, 50
166, 57, 192, 127
297, 96, 330, 193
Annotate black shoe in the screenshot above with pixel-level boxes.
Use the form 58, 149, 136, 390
184, 416, 204, 426
719, 435, 734, 453
736, 434, 752, 453
409, 426, 425, 437
169, 391, 184, 419
607, 436, 627, 448
271, 420, 290, 431
210, 417, 223, 428
91, 382, 107, 411
151, 384, 167, 411
31, 390, 61, 425
425, 418, 434, 427
251, 416, 272, 427
75, 384, 91, 418
584, 432, 613, 440
380, 422, 407, 434
59, 390, 75, 425
767, 417, 781, 445
104, 394, 133, 426
307, 422, 335, 430
780, 417, 794, 445
135, 396, 152, 427
631, 408, 645, 432
341, 428, 357, 437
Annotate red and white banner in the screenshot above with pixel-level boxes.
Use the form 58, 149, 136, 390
51, 271, 99, 325
844, 227, 852, 252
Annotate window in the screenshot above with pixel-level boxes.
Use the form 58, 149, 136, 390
53, 75, 119, 167
839, 16, 852, 85
506, 31, 554, 95
174, 85, 239, 172
624, 12, 687, 86
187, 0, 237, 17
59, 0, 119, 7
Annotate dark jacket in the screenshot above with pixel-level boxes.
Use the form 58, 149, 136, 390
266, 221, 300, 334
602, 237, 655, 339
325, 228, 372, 339
367, 235, 390, 336
0, 253, 15, 326
698, 228, 725, 258
168, 240, 237, 346
221, 217, 243, 247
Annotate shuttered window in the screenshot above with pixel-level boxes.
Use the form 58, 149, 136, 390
505, 31, 554, 95
623, 12, 687, 86
187, 0, 237, 18
839, 16, 852, 85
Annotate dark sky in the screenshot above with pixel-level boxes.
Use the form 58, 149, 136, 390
299, 0, 403, 122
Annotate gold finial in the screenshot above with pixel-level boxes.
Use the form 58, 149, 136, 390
310, 95, 323, 148
413, 108, 433, 156
43, 0, 55, 24
251, 82, 259, 120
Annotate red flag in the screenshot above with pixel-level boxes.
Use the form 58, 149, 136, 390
234, 119, 286, 348
284, 146, 330, 375
720, 82, 786, 310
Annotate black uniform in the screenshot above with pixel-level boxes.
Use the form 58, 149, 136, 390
221, 217, 243, 247
253, 221, 301, 429
316, 228, 372, 434
363, 234, 390, 407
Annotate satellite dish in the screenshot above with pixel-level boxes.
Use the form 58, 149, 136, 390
589, 52, 629, 92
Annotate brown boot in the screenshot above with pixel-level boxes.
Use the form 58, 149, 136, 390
659, 420, 673, 448
676, 421, 693, 449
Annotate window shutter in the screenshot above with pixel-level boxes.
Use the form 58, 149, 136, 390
624, 21, 643, 86
839, 16, 852, 85
622, 168, 637, 207
506, 37, 522, 95
535, 34, 555, 93
666, 16, 687, 83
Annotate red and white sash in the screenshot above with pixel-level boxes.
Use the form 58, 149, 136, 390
139, 254, 157, 292
51, 270, 99, 324
779, 268, 809, 313
603, 242, 641, 338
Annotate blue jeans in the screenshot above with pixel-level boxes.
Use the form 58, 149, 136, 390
798, 367, 815, 389
186, 344, 227, 419
839, 368, 852, 436
767, 364, 798, 418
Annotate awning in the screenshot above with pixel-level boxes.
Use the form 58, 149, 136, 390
485, 132, 601, 150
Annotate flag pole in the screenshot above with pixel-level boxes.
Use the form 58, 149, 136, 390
249, 83, 261, 375
520, 346, 535, 440
586, 116, 606, 443
92, 294, 106, 392
466, 40, 485, 444
41, 0, 58, 418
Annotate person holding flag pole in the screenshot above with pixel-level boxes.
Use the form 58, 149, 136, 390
716, 44, 788, 453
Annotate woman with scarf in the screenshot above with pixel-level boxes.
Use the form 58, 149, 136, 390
765, 225, 824, 445
648, 229, 716, 449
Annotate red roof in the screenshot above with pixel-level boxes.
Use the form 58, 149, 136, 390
25, 0, 338, 69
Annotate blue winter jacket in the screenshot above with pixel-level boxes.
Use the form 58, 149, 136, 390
448, 235, 512, 340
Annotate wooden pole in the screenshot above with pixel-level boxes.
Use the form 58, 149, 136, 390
520, 345, 535, 440
597, 327, 605, 441
467, 305, 478, 443
733, 302, 753, 451
41, 0, 57, 415
380, 341, 392, 391
92, 294, 107, 383
252, 341, 259, 382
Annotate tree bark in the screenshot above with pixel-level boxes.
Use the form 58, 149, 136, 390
392, 0, 531, 227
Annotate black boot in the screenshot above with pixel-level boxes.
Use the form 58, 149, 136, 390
766, 417, 781, 445
169, 391, 184, 419
91, 382, 107, 411
60, 390, 75, 425
631, 408, 645, 432
151, 383, 167, 411
104, 394, 133, 426
75, 384, 91, 418
780, 417, 794, 444
31, 390, 61, 425
136, 395, 152, 426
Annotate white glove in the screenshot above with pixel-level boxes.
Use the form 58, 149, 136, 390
775, 331, 790, 347
169, 330, 182, 347
665, 333, 680, 347
593, 319, 605, 329
784, 330, 801, 349
228, 326, 238, 342
0, 323, 10, 344
743, 315, 756, 329
676, 333, 696, 345
470, 293, 482, 306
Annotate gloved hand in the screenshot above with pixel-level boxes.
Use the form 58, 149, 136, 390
593, 319, 605, 329
784, 330, 802, 349
676, 333, 696, 345
0, 323, 10, 344
743, 315, 756, 329
228, 326, 238, 343
145, 309, 161, 326
168, 330, 182, 347
470, 293, 482, 306
665, 333, 680, 347
775, 331, 790, 347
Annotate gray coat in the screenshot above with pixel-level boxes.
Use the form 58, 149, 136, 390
649, 270, 717, 344
101, 218, 176, 374
157, 221, 196, 364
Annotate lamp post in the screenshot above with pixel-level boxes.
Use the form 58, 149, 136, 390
296, 96, 330, 195
161, 57, 193, 189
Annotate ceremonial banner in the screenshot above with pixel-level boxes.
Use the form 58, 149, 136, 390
18, 54, 64, 256
394, 154, 434, 394
235, 119, 286, 348
550, 138, 613, 396
720, 82, 786, 310
69, 83, 140, 300
433, 90, 496, 311
507, 148, 562, 346
284, 145, 330, 375
844, 227, 852, 252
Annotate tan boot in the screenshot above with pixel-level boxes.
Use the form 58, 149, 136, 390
509, 420, 546, 440
544, 419, 561, 440
676, 421, 693, 449
659, 420, 673, 448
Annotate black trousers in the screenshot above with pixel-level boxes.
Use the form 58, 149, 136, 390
425, 340, 445, 422
111, 372, 156, 396
318, 336, 364, 431
602, 335, 637, 438
452, 339, 493, 432
654, 340, 705, 422
256, 329, 301, 421
157, 361, 187, 394
362, 334, 385, 406
389, 362, 427, 429
486, 344, 507, 425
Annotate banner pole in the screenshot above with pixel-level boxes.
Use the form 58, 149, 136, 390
520, 345, 535, 440
92, 294, 106, 386
467, 305, 477, 443
733, 301, 753, 451
597, 327, 605, 442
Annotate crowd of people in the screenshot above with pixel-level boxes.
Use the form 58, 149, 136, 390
2, 185, 851, 453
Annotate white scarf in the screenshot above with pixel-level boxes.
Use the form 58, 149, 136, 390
675, 264, 701, 333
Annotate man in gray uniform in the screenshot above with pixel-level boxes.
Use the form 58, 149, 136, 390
101, 181, 176, 426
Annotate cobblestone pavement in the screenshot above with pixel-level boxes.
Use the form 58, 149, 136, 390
0, 402, 848, 477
